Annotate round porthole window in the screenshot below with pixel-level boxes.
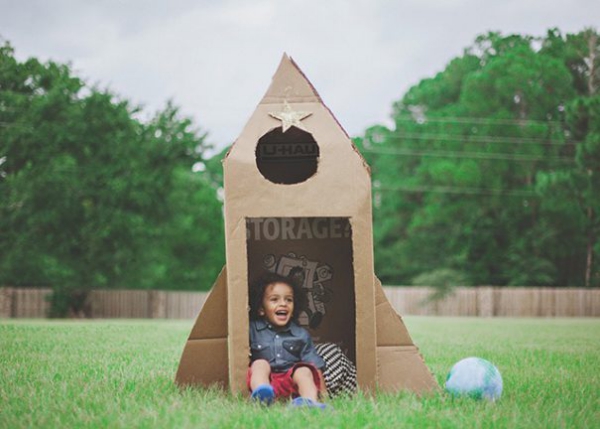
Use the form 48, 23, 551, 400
255, 126, 319, 184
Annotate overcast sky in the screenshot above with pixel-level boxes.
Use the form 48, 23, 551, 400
1, 0, 598, 152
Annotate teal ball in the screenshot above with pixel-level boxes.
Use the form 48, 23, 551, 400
445, 357, 503, 401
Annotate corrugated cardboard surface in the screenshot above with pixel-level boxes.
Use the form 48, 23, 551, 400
376, 346, 439, 393
374, 276, 438, 392
223, 55, 376, 393
189, 267, 228, 340
374, 276, 414, 347
176, 338, 229, 388
260, 55, 322, 105
175, 267, 228, 387
175, 54, 438, 395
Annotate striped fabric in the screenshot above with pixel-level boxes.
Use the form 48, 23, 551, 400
315, 342, 357, 397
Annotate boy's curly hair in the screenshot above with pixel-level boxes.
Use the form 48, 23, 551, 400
248, 271, 307, 321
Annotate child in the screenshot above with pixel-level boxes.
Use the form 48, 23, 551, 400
248, 272, 328, 409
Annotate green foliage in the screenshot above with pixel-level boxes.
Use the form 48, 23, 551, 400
1, 318, 598, 428
2, 26, 599, 312
0, 42, 225, 315
361, 28, 600, 288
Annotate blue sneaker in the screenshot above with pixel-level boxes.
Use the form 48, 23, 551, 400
251, 384, 275, 405
289, 397, 331, 410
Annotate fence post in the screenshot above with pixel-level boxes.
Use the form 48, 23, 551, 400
0, 287, 13, 318
582, 289, 591, 317
477, 286, 494, 317
149, 290, 167, 319
592, 289, 600, 317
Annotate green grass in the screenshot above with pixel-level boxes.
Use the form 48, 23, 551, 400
1, 317, 598, 428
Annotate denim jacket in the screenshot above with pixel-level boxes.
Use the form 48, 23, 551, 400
249, 319, 325, 373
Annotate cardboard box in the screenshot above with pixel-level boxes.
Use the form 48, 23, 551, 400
175, 54, 438, 395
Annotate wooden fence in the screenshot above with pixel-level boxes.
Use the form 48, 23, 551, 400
1, 286, 599, 319
385, 287, 600, 317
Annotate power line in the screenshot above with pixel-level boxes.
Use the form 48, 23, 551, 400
393, 114, 563, 126
382, 132, 576, 146
362, 147, 574, 163
375, 184, 537, 197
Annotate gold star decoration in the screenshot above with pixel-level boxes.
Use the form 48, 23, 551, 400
268, 101, 312, 132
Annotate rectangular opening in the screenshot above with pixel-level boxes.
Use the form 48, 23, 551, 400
246, 217, 356, 364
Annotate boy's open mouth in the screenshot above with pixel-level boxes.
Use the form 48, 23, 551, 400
275, 310, 288, 318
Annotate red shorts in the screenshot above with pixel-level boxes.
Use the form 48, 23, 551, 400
247, 362, 322, 399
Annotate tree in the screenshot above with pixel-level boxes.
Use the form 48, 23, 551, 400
0, 42, 225, 315
358, 29, 599, 288
538, 28, 600, 286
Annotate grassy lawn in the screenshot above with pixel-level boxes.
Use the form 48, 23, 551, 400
1, 317, 598, 428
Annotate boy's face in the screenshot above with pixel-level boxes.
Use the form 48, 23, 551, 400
259, 282, 294, 327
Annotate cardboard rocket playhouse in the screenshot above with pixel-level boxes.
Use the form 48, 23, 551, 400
175, 54, 438, 394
